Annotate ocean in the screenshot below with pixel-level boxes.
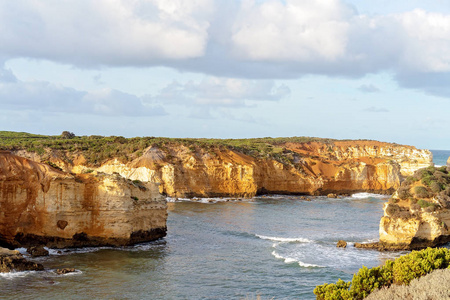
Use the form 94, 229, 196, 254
431, 149, 450, 167
1, 194, 407, 299
2, 150, 449, 299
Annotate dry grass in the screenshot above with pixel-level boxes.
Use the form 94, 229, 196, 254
365, 268, 450, 300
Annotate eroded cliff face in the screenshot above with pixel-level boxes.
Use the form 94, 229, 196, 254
378, 163, 450, 250
18, 140, 432, 198
0, 151, 167, 248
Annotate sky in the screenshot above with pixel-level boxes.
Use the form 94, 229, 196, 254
1, 0, 450, 150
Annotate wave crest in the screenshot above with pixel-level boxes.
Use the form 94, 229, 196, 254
256, 234, 313, 243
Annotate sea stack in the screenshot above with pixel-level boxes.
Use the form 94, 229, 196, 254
378, 165, 450, 250
0, 152, 167, 248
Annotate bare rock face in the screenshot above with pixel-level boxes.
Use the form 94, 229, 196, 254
0, 152, 167, 248
64, 141, 432, 198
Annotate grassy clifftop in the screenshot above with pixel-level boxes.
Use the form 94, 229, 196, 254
0, 131, 338, 166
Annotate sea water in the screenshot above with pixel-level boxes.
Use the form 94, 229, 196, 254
431, 149, 450, 167
1, 194, 408, 299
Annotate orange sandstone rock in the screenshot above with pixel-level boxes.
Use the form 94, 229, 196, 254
0, 152, 167, 248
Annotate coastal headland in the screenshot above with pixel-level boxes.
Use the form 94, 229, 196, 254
0, 132, 433, 198
0, 150, 167, 249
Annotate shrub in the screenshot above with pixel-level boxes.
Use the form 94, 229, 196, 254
393, 248, 450, 285
314, 248, 450, 300
397, 186, 411, 200
350, 261, 394, 300
417, 199, 433, 209
314, 279, 351, 300
413, 186, 430, 198
430, 181, 442, 193
405, 176, 418, 185
421, 174, 435, 186
61, 131, 75, 139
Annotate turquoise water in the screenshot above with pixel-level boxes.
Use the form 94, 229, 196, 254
1, 194, 406, 299
431, 150, 450, 166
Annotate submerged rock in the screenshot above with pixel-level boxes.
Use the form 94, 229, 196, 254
27, 245, 49, 257
56, 268, 76, 275
336, 240, 347, 248
0, 247, 44, 273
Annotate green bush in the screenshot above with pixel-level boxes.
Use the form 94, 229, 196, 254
417, 199, 433, 209
430, 181, 442, 193
397, 186, 411, 200
314, 248, 450, 300
393, 248, 450, 285
405, 176, 418, 185
314, 279, 351, 300
413, 186, 430, 198
349, 261, 394, 300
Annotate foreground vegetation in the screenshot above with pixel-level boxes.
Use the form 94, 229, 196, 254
365, 268, 450, 300
0, 131, 338, 166
314, 247, 450, 300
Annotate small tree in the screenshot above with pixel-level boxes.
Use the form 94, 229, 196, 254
61, 131, 75, 139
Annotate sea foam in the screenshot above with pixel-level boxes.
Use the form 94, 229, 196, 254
255, 234, 313, 243
0, 271, 37, 280
271, 251, 322, 268
351, 193, 389, 199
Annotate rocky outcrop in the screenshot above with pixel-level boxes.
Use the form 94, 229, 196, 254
0, 247, 44, 272
0, 152, 167, 248
378, 164, 450, 250
18, 140, 432, 198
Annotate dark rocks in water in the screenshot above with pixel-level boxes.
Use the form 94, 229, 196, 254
0, 248, 44, 273
336, 240, 347, 248
354, 241, 413, 251
354, 242, 379, 249
56, 268, 76, 275
27, 245, 49, 257
327, 193, 337, 198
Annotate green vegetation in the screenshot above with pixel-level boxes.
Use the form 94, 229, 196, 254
393, 165, 450, 211
0, 131, 340, 166
413, 186, 429, 198
314, 247, 450, 300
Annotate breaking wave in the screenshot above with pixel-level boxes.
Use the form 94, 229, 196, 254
255, 234, 313, 243
271, 251, 323, 268
351, 193, 389, 199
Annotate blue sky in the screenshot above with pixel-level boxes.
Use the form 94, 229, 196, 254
1, 0, 450, 149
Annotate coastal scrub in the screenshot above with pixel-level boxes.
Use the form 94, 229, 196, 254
314, 247, 450, 300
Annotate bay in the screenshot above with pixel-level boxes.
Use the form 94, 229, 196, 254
1, 194, 406, 299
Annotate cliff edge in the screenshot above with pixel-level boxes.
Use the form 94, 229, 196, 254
0, 151, 167, 248
11, 140, 433, 198
379, 163, 450, 250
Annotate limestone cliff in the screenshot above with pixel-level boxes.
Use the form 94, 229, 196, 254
0, 151, 167, 248
378, 164, 450, 250
12, 140, 432, 198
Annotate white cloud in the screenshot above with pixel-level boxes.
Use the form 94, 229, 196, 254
0, 0, 212, 65
231, 0, 353, 62
1, 1, 450, 99
396, 9, 450, 72
0, 67, 165, 116
151, 76, 290, 108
